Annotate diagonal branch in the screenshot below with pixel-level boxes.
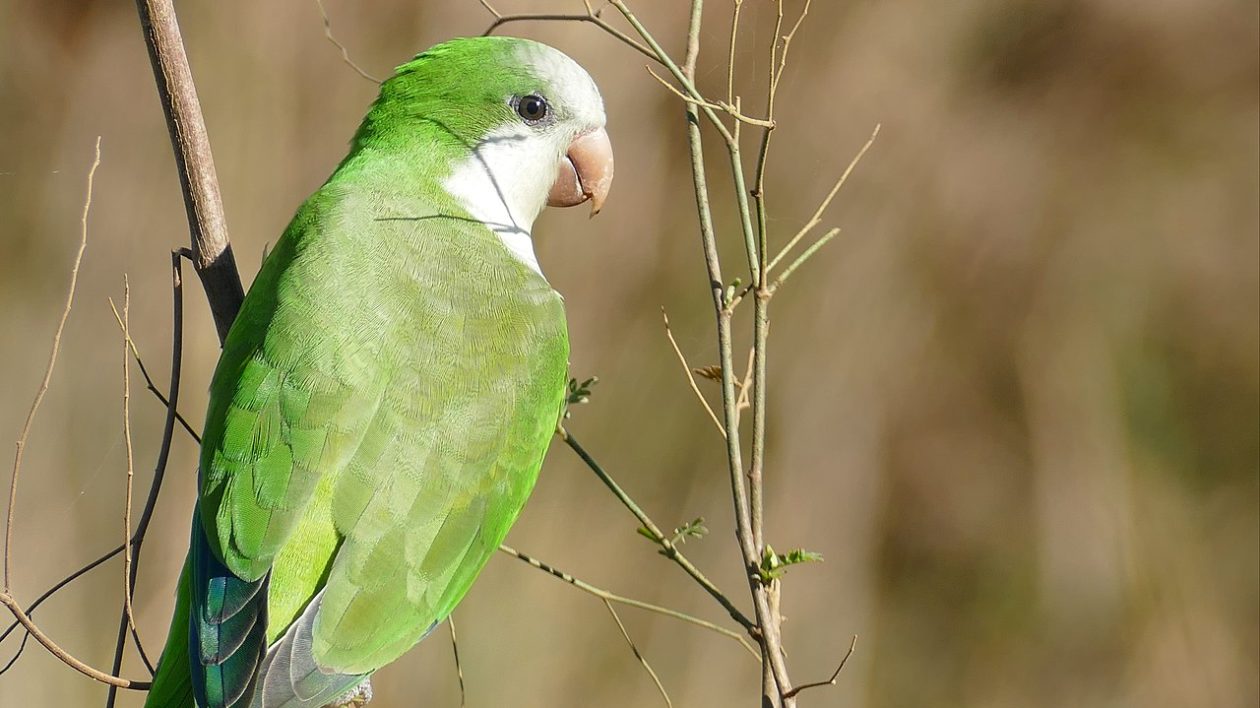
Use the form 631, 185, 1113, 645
0, 592, 150, 690
134, 0, 244, 344
557, 429, 758, 636
500, 544, 757, 657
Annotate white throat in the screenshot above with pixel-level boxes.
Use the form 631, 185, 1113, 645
441, 126, 560, 278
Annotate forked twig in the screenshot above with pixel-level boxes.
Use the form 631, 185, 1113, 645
0, 592, 150, 690
767, 124, 880, 273
0, 138, 152, 690
644, 66, 774, 128
500, 544, 757, 657
557, 429, 758, 636
104, 251, 188, 707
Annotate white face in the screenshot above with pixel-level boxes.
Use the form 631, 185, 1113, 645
442, 42, 607, 279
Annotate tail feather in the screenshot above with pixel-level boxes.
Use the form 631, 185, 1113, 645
190, 509, 270, 708
252, 589, 368, 708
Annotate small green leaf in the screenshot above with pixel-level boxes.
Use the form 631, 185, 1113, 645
563, 376, 599, 418
759, 544, 824, 581
669, 517, 708, 546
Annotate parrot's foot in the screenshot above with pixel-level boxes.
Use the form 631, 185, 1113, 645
324, 678, 373, 708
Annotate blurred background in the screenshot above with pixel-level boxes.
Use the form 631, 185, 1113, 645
1, 1, 1256, 706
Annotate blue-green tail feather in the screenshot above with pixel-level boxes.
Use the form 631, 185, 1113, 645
190, 508, 270, 708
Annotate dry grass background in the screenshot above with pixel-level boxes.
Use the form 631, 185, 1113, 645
1, 1, 1257, 706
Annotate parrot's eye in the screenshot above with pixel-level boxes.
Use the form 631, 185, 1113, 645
516, 95, 549, 123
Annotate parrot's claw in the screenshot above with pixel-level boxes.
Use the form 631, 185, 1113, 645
324, 678, 373, 708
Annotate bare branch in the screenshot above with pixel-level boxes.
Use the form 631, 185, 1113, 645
602, 599, 672, 707
6, 137, 100, 593
0, 592, 150, 690
314, 0, 382, 84
118, 280, 140, 656
109, 302, 199, 441
0, 546, 124, 651
555, 430, 758, 635
105, 251, 188, 706
499, 544, 757, 657
134, 0, 244, 343
768, 124, 879, 273
770, 227, 841, 293
477, 0, 502, 18
644, 66, 774, 128
661, 308, 725, 437
783, 635, 857, 699
446, 617, 466, 707
480, 9, 657, 63
726, 0, 743, 106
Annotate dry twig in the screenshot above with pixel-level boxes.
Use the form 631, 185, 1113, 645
314, 0, 382, 83
499, 544, 757, 657
5, 137, 100, 593
661, 308, 725, 437
602, 599, 672, 707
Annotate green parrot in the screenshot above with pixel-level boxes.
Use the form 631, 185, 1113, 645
143, 36, 613, 708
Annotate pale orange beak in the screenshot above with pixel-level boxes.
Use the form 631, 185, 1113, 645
547, 127, 613, 216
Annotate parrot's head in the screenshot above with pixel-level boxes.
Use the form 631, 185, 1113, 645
357, 36, 613, 243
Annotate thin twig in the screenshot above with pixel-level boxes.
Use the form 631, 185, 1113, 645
481, 10, 657, 63
556, 430, 757, 636
499, 544, 757, 657
661, 308, 725, 437
607, 1, 737, 146
446, 617, 466, 707
5, 136, 100, 593
767, 124, 879, 273
105, 251, 188, 706
0, 544, 123, 653
726, 0, 743, 106
644, 66, 774, 128
601, 599, 672, 707
118, 279, 139, 650
314, 0, 382, 83
0, 592, 150, 690
735, 347, 755, 413
770, 227, 841, 293
109, 302, 199, 441
783, 635, 857, 699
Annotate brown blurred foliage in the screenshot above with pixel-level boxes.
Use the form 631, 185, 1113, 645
1, 1, 1256, 707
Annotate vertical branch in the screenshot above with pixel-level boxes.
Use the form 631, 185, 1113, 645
104, 251, 187, 707
5, 137, 100, 593
663, 2, 795, 705
119, 277, 139, 649
134, 0, 244, 343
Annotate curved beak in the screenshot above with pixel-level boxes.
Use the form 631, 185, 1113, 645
547, 127, 614, 216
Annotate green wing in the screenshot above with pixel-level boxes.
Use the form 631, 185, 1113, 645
192, 180, 568, 696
